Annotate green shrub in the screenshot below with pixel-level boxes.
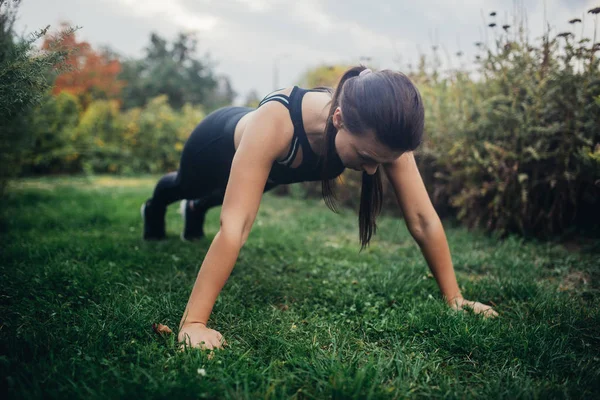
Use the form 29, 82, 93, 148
126, 95, 204, 173
421, 14, 600, 236
21, 92, 81, 174
75, 99, 124, 173
23, 94, 206, 175
0, 0, 73, 194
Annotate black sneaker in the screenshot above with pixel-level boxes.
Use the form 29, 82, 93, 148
141, 199, 166, 240
180, 200, 206, 241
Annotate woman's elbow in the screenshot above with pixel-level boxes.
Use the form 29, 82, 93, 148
219, 216, 252, 248
408, 214, 441, 243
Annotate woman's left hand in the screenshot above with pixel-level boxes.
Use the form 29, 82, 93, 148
448, 297, 498, 318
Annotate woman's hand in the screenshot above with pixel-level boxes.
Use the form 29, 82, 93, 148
448, 297, 498, 318
178, 322, 227, 350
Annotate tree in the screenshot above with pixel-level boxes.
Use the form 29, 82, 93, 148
206, 75, 236, 111
42, 24, 125, 109
244, 89, 260, 108
0, 0, 17, 64
119, 32, 233, 111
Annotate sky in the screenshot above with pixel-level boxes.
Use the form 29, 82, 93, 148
13, 0, 599, 104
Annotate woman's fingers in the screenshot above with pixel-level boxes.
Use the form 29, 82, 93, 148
187, 339, 221, 350
205, 334, 225, 350
177, 325, 226, 351
479, 304, 499, 318
470, 301, 498, 318
216, 334, 228, 347
453, 299, 499, 318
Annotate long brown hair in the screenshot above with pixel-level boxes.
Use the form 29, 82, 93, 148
320, 66, 425, 250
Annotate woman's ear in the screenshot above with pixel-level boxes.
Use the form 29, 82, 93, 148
332, 107, 343, 129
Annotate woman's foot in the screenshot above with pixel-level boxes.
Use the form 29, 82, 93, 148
180, 200, 206, 241
141, 199, 166, 240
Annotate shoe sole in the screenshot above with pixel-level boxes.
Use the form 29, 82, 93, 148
180, 200, 205, 242
140, 202, 147, 240
141, 201, 166, 240
180, 200, 189, 242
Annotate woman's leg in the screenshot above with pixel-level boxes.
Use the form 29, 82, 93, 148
141, 171, 184, 240
142, 106, 253, 240
180, 182, 280, 241
180, 188, 226, 240
152, 171, 185, 207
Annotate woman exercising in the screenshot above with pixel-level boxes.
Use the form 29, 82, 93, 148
141, 66, 498, 350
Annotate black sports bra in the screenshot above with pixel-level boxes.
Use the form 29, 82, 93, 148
257, 86, 345, 185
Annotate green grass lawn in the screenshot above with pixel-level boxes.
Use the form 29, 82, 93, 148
1, 176, 599, 399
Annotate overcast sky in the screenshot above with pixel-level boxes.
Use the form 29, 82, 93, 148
13, 0, 598, 104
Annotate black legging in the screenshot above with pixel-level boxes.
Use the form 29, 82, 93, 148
149, 106, 278, 215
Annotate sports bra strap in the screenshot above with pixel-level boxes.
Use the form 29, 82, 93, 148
258, 93, 291, 109
276, 135, 300, 167
258, 90, 298, 167
257, 86, 319, 168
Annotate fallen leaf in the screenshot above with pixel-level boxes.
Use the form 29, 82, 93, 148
152, 323, 173, 335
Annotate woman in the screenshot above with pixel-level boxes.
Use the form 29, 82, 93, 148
141, 66, 498, 350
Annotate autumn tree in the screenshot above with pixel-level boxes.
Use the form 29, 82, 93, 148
42, 24, 124, 109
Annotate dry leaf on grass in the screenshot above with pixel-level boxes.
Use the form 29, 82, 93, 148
152, 323, 173, 335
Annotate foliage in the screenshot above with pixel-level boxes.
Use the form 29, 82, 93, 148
0, 0, 72, 196
21, 94, 205, 175
298, 64, 352, 88
42, 23, 125, 109
419, 9, 600, 236
119, 32, 233, 112
22, 92, 81, 174
125, 95, 204, 174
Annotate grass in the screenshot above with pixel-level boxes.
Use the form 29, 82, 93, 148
1, 176, 599, 399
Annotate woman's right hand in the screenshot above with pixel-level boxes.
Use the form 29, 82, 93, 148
178, 322, 227, 350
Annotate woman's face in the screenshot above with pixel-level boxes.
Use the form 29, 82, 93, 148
332, 107, 402, 174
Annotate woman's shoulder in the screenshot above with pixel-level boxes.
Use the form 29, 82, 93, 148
255, 86, 331, 134
260, 86, 332, 101
260, 87, 294, 101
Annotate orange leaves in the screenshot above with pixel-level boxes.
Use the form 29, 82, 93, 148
42, 24, 125, 108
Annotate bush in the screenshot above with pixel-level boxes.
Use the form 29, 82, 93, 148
421, 13, 600, 236
22, 94, 206, 175
21, 92, 81, 174
125, 96, 204, 174
0, 0, 73, 194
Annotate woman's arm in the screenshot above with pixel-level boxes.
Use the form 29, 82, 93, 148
179, 102, 295, 348
383, 153, 497, 317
